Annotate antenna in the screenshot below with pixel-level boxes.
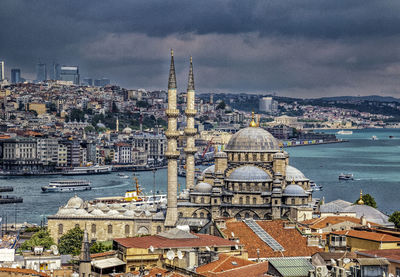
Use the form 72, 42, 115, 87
234, 245, 239, 250
205, 246, 211, 252
166, 250, 175, 261
343, 258, 350, 264
50, 245, 59, 255
149, 245, 154, 253
177, 250, 184, 260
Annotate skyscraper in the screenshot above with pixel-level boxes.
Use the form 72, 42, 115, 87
36, 63, 47, 82
11, 69, 21, 84
94, 78, 110, 86
50, 63, 61, 80
60, 66, 80, 85
0, 61, 4, 81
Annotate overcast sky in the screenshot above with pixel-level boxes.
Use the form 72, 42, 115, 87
1, 0, 400, 98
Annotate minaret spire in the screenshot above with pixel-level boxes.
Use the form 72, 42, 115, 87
168, 49, 177, 89
184, 56, 197, 190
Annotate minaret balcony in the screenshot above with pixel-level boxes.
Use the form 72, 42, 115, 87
184, 128, 197, 136
166, 109, 179, 117
185, 109, 197, 116
165, 151, 180, 159
165, 130, 180, 138
184, 147, 197, 154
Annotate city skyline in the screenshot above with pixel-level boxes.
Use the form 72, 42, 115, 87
1, 1, 400, 97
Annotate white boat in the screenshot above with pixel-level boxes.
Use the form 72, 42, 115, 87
42, 180, 91, 192
310, 181, 323, 191
62, 165, 112, 176
371, 136, 378, 140
337, 130, 353, 135
119, 174, 130, 179
339, 173, 354, 180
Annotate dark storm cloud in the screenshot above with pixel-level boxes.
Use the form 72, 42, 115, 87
1, 0, 400, 97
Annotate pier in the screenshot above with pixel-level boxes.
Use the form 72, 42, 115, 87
0, 187, 23, 204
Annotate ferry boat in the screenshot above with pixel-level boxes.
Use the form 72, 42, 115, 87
93, 177, 166, 206
41, 180, 91, 192
339, 173, 354, 180
62, 165, 112, 176
337, 130, 353, 135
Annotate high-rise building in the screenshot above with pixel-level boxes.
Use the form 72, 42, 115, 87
60, 66, 79, 85
11, 69, 21, 84
50, 63, 61, 80
94, 78, 110, 87
36, 63, 47, 82
0, 61, 4, 81
82, 78, 93, 86
259, 96, 277, 113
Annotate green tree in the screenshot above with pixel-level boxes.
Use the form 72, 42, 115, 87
216, 101, 226, 110
354, 193, 377, 208
90, 241, 112, 254
20, 229, 55, 250
389, 211, 400, 228
58, 226, 84, 255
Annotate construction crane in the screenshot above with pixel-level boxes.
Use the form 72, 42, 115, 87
201, 137, 214, 159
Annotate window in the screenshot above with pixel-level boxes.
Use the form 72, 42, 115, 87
239, 197, 243, 205
108, 224, 113, 234
253, 197, 257, 204
201, 197, 205, 204
58, 224, 63, 235
91, 224, 96, 234
200, 212, 205, 218
125, 225, 130, 235
291, 198, 295, 205
245, 212, 250, 219
214, 199, 217, 204
275, 200, 278, 205
178, 212, 183, 218
157, 226, 162, 233
246, 196, 250, 204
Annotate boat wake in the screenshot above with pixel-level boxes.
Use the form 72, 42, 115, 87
92, 183, 130, 190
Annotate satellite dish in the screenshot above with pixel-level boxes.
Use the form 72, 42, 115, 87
343, 258, 351, 264
235, 245, 239, 250
166, 250, 175, 261
177, 250, 184, 260
205, 246, 211, 252
231, 232, 235, 237
330, 259, 337, 266
367, 223, 371, 228
50, 245, 59, 255
149, 245, 154, 253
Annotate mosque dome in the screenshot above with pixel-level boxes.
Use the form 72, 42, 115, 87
106, 210, 121, 217
283, 184, 308, 196
56, 208, 74, 216
194, 182, 213, 193
95, 202, 107, 210
343, 205, 390, 226
225, 127, 279, 152
90, 209, 105, 216
123, 210, 136, 217
66, 195, 84, 209
73, 209, 90, 216
202, 165, 215, 176
285, 165, 309, 182
123, 127, 132, 134
226, 166, 271, 182
96, 122, 106, 128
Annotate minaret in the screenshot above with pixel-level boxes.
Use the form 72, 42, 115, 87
165, 50, 180, 227
184, 57, 197, 190
79, 230, 91, 277
116, 117, 119, 133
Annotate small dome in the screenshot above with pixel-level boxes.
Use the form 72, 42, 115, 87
95, 202, 107, 209
110, 203, 122, 210
96, 122, 106, 128
123, 127, 132, 134
226, 166, 271, 182
194, 182, 213, 193
56, 208, 73, 216
73, 209, 90, 216
90, 209, 105, 216
283, 184, 307, 196
225, 127, 279, 152
123, 210, 136, 217
66, 195, 84, 209
202, 165, 215, 176
106, 210, 121, 217
285, 165, 309, 182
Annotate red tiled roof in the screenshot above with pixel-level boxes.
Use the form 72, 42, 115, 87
114, 233, 237, 249
202, 261, 271, 277
131, 267, 190, 277
221, 219, 320, 258
0, 267, 49, 276
357, 249, 400, 262
197, 254, 254, 274
331, 230, 400, 242
302, 216, 378, 229
90, 250, 116, 259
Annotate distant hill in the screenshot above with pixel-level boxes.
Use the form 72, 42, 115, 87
318, 95, 400, 103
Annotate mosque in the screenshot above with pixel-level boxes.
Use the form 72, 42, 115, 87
47, 51, 316, 242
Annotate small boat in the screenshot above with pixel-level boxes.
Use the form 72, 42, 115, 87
371, 136, 378, 140
389, 135, 395, 139
339, 173, 354, 180
42, 180, 91, 192
310, 181, 323, 191
118, 173, 130, 179
337, 130, 353, 135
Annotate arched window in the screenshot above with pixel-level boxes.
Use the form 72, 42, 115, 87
247, 184, 251, 191
125, 225, 130, 235
245, 212, 250, 219
246, 196, 250, 204
239, 197, 243, 205
245, 154, 249, 161
200, 212, 205, 218
157, 226, 162, 233
201, 197, 205, 204
108, 224, 113, 234
58, 224, 63, 235
91, 224, 96, 234
253, 153, 257, 161
253, 214, 260, 220
223, 211, 230, 217
253, 197, 257, 204
239, 184, 243, 191
193, 213, 197, 218
178, 212, 183, 218
302, 198, 306, 204
235, 213, 242, 220
291, 198, 295, 205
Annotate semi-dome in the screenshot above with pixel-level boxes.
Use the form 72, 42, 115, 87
66, 195, 84, 209
123, 210, 136, 217
225, 127, 279, 152
285, 165, 309, 182
226, 166, 271, 182
283, 184, 308, 196
106, 210, 121, 217
194, 182, 213, 193
202, 165, 215, 176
